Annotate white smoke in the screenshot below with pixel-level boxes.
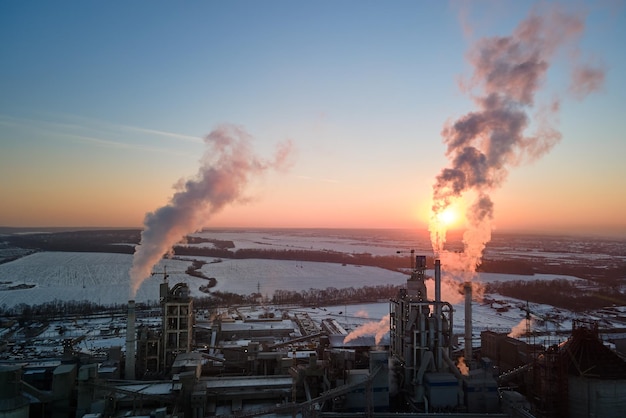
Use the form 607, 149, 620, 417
508, 316, 535, 339
344, 314, 390, 345
430, 5, 605, 274
129, 124, 293, 297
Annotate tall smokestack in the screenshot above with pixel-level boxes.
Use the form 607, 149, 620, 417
435, 259, 443, 369
464, 282, 472, 362
125, 300, 136, 380
434, 259, 441, 304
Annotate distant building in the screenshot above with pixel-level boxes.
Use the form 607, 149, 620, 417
135, 281, 194, 377
481, 330, 530, 372
161, 282, 194, 371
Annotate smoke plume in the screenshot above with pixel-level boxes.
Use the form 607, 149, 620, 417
430, 5, 604, 274
344, 314, 390, 345
508, 316, 534, 339
129, 124, 293, 297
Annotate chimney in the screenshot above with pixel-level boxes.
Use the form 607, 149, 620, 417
464, 282, 472, 362
434, 259, 441, 304
125, 300, 136, 380
434, 259, 443, 369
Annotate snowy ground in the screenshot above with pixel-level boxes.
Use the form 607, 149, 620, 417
187, 228, 433, 257
0, 251, 581, 310
0, 229, 623, 353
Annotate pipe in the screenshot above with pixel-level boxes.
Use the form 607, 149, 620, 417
442, 348, 463, 381
125, 300, 136, 380
434, 259, 442, 369
434, 259, 441, 305
464, 282, 472, 362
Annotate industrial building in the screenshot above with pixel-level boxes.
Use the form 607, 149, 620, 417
1, 256, 626, 417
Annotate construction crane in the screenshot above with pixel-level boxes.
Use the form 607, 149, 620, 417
151, 265, 187, 282
519, 301, 564, 345
521, 301, 532, 345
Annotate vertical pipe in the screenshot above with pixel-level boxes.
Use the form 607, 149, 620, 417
434, 259, 441, 305
464, 282, 472, 362
434, 259, 442, 369
125, 300, 136, 380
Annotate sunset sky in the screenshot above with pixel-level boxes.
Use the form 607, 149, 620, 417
1, 1, 625, 237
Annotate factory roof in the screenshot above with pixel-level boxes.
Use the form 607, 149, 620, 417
559, 324, 626, 379
203, 375, 292, 390
53, 363, 76, 375
114, 382, 174, 396
171, 352, 204, 368
220, 319, 295, 332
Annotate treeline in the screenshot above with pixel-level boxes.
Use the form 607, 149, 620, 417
478, 259, 626, 283
5, 230, 140, 255
6, 229, 623, 284
193, 284, 403, 308
184, 236, 235, 249
271, 284, 401, 306
194, 291, 261, 308
174, 246, 410, 272
0, 299, 149, 324
185, 260, 217, 289
5, 231, 409, 272
485, 279, 626, 311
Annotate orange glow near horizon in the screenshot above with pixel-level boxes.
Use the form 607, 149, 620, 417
2, 179, 625, 236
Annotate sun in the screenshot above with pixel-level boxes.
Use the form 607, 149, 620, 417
437, 207, 458, 226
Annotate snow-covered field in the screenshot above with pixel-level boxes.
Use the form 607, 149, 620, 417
0, 252, 192, 307
202, 257, 408, 294
0, 228, 612, 343
0, 250, 581, 310
1, 229, 622, 363
187, 228, 433, 256
0, 251, 412, 308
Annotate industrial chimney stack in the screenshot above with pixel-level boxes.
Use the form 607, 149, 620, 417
464, 282, 472, 362
434, 259, 443, 368
434, 259, 441, 306
125, 300, 136, 380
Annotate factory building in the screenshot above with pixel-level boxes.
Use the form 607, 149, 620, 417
133, 280, 194, 378
0, 365, 29, 418
532, 320, 626, 417
389, 256, 498, 412
161, 282, 193, 369
481, 330, 530, 372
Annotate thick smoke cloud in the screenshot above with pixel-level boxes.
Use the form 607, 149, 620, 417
430, 5, 604, 274
129, 124, 293, 297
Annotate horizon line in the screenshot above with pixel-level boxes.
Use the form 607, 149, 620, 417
1, 225, 624, 240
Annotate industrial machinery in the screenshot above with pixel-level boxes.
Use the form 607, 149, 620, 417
389, 256, 459, 410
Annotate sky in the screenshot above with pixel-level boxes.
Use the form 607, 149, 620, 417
1, 1, 625, 237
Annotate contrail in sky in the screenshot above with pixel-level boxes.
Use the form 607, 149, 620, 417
129, 124, 293, 297
429, 4, 604, 277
